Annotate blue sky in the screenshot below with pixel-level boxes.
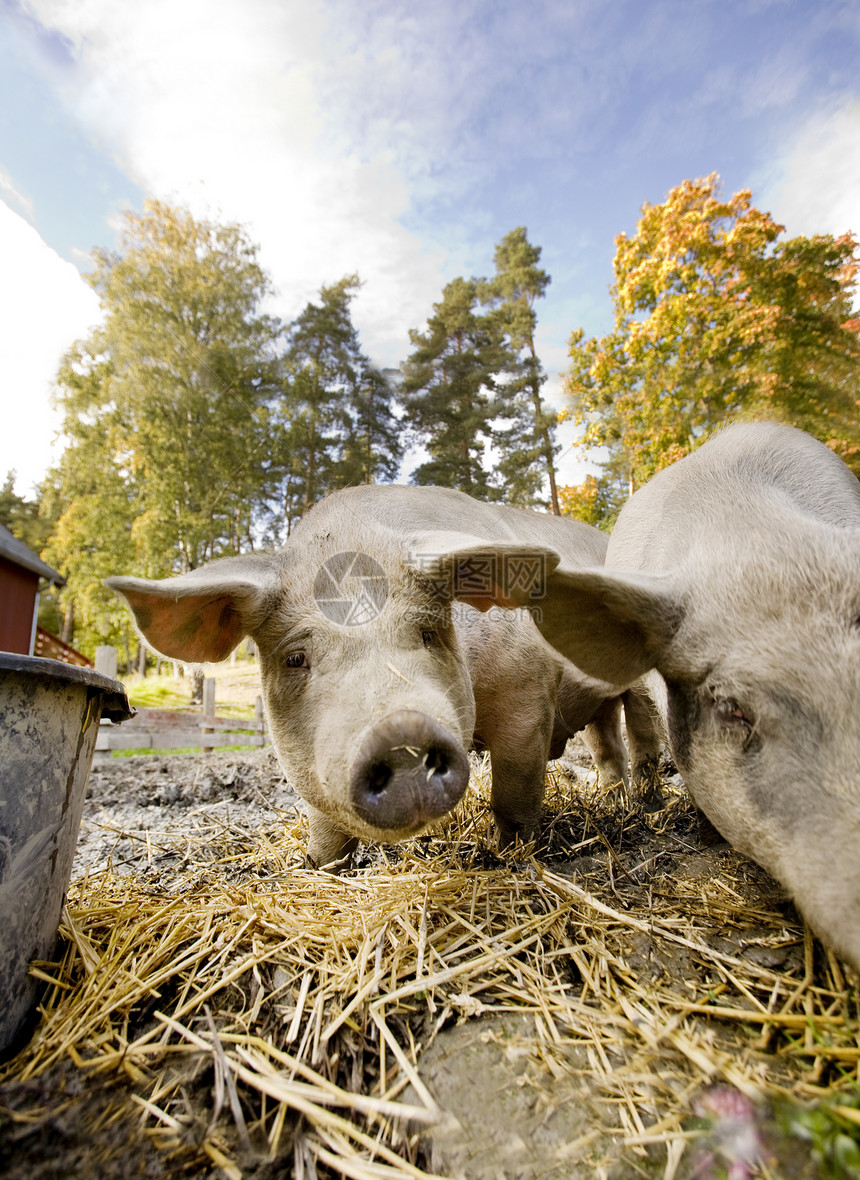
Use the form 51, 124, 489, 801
2, 0, 859, 496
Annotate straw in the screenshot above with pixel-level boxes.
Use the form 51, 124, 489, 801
1, 755, 857, 1176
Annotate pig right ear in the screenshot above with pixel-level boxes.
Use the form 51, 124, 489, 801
105, 557, 277, 664
533, 566, 685, 686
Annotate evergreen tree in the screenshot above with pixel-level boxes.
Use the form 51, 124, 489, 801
481, 228, 561, 511
401, 277, 504, 498
271, 276, 402, 537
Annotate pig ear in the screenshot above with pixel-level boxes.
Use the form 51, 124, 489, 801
409, 534, 561, 610
532, 567, 684, 686
105, 556, 277, 663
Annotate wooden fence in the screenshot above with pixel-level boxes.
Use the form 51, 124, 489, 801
94, 678, 269, 761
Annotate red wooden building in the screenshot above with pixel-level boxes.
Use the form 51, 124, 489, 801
0, 523, 65, 656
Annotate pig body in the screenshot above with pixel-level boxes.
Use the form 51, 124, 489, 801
517, 422, 860, 970
108, 485, 662, 867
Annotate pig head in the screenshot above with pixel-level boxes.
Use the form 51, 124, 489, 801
506, 422, 860, 971
107, 504, 562, 867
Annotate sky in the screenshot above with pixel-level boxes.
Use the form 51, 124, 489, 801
1, 0, 859, 498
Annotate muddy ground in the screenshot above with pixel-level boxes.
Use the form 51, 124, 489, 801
1, 739, 857, 1179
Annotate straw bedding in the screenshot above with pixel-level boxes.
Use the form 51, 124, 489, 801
1, 746, 858, 1179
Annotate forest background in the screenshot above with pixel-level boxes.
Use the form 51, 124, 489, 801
3, 174, 859, 663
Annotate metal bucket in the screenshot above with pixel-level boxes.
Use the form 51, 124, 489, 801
0, 654, 133, 1056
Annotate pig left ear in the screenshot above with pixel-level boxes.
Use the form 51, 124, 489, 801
106, 555, 278, 664
409, 534, 561, 609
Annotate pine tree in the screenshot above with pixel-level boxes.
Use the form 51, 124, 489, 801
271, 276, 402, 537
481, 228, 561, 511
401, 277, 504, 498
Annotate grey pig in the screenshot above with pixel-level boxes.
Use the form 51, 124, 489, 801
107, 484, 662, 867
505, 422, 860, 971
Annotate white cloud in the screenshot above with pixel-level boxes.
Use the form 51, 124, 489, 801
23, 0, 456, 366
0, 199, 100, 496
758, 99, 860, 243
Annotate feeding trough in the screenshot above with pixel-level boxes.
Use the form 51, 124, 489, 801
0, 653, 133, 1056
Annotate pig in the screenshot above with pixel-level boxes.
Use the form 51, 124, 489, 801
494, 422, 860, 970
106, 484, 663, 868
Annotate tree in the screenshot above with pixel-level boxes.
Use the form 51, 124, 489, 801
558, 475, 619, 530
401, 277, 505, 498
480, 228, 561, 511
0, 472, 51, 554
270, 276, 402, 538
42, 201, 281, 656
566, 175, 860, 490
80, 200, 281, 574
336, 363, 402, 489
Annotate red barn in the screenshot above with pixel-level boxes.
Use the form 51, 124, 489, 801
0, 523, 65, 655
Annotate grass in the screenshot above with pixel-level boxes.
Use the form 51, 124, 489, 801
120, 659, 262, 717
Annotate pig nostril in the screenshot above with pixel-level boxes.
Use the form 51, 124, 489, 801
367, 763, 393, 795
424, 747, 448, 776
351, 711, 470, 829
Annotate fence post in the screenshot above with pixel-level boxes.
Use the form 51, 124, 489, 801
255, 695, 266, 746
95, 646, 118, 679
202, 677, 216, 754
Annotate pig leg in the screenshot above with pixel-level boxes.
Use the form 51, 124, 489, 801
581, 697, 631, 805
479, 708, 555, 848
306, 805, 358, 870
489, 744, 552, 848
621, 684, 665, 810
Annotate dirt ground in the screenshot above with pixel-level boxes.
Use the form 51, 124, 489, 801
1, 734, 858, 1179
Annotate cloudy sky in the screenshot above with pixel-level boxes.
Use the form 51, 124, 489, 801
2, 0, 859, 496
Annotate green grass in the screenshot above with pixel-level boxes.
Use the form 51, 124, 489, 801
120, 675, 257, 718
123, 677, 193, 711
111, 743, 257, 758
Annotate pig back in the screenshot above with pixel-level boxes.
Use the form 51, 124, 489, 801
607, 421, 860, 573
297, 484, 609, 567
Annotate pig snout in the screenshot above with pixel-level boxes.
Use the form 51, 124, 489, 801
350, 710, 470, 831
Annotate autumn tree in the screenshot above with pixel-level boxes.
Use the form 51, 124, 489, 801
558, 475, 617, 530
481, 228, 561, 511
566, 175, 860, 493
401, 277, 505, 498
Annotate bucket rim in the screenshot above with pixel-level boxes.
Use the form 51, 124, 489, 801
0, 652, 134, 721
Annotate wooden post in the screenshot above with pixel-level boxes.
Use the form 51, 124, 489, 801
255, 695, 266, 746
202, 677, 216, 754
94, 646, 118, 679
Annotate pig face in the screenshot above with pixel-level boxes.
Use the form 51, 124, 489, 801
251, 547, 478, 848
508, 526, 860, 971
107, 532, 557, 866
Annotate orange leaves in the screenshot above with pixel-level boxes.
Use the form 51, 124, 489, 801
564, 173, 860, 490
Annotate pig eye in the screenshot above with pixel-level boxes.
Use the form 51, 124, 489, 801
714, 697, 753, 735
421, 629, 438, 647
284, 651, 309, 669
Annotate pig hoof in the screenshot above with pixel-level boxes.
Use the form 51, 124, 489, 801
633, 760, 666, 812
492, 817, 539, 853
